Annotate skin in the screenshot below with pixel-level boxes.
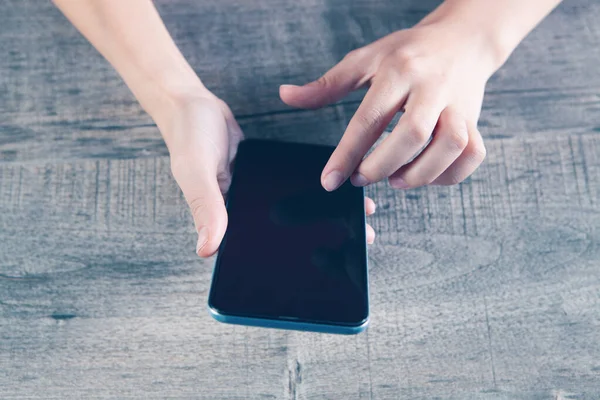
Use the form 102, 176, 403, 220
54, 0, 562, 257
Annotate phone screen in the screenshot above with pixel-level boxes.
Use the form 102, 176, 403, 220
209, 139, 368, 327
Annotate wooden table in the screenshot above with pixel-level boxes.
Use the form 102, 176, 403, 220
1, 0, 599, 398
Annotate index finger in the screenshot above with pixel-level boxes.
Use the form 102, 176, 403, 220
321, 76, 409, 191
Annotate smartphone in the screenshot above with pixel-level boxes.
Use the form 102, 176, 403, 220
208, 139, 369, 334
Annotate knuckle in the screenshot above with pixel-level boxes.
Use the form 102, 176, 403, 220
404, 119, 431, 146
445, 173, 465, 186
445, 126, 469, 151
187, 193, 224, 222
392, 47, 416, 65
394, 51, 422, 76
343, 50, 357, 62
401, 56, 420, 74
316, 74, 332, 89
355, 106, 385, 132
404, 176, 430, 188
214, 98, 231, 114
344, 47, 369, 62
469, 142, 487, 164
358, 164, 382, 184
188, 196, 209, 220
342, 148, 363, 168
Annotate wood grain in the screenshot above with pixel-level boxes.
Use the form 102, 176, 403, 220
1, 0, 600, 162
1, 0, 600, 398
1, 134, 599, 399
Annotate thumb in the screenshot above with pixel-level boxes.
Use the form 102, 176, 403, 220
172, 159, 228, 258
280, 50, 370, 109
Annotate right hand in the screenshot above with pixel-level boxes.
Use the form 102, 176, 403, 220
159, 92, 244, 257
280, 16, 495, 191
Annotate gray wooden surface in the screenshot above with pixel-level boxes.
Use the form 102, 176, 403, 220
1, 0, 600, 399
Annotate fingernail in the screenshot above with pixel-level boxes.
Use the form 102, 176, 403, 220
323, 171, 344, 191
389, 176, 410, 189
280, 84, 300, 90
196, 226, 209, 255
350, 172, 369, 187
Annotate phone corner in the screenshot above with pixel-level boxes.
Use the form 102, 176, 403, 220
207, 302, 227, 324
334, 315, 369, 335
350, 316, 370, 334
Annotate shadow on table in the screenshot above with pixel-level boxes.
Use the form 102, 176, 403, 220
239, 0, 441, 145
323, 0, 440, 58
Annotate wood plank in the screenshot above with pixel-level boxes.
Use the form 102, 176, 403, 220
1, 133, 599, 398
2, 0, 600, 398
1, 0, 600, 163
2, 83, 600, 163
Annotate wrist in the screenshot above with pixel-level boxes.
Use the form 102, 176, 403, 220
418, 0, 518, 73
139, 75, 213, 144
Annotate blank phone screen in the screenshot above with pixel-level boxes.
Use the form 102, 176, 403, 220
209, 139, 368, 326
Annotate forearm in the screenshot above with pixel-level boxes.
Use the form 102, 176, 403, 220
420, 0, 563, 70
53, 0, 206, 128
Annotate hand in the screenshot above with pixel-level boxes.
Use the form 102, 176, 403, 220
280, 18, 496, 191
160, 92, 243, 257
157, 92, 377, 258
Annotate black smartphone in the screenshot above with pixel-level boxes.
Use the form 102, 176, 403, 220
208, 139, 369, 334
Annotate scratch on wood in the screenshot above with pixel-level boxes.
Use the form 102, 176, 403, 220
287, 359, 302, 400
557, 137, 570, 201
459, 183, 468, 236
50, 313, 76, 321
16, 165, 22, 208
553, 388, 578, 400
131, 158, 136, 225
577, 135, 592, 204
483, 296, 498, 389
94, 160, 100, 222
568, 136, 584, 206
424, 186, 432, 233
400, 302, 413, 396
500, 142, 514, 220
152, 157, 157, 222
526, 141, 541, 213
365, 330, 374, 400
467, 179, 478, 236
106, 160, 111, 231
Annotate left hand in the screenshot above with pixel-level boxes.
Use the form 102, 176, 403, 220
280, 18, 497, 191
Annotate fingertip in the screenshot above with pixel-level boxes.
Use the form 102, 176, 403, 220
351, 172, 370, 187
196, 226, 208, 252
197, 244, 219, 258
279, 83, 305, 106
194, 201, 229, 258
195, 226, 216, 257
365, 197, 376, 215
322, 170, 344, 192
279, 83, 296, 95
280, 84, 300, 92
281, 81, 331, 109
389, 176, 411, 190
366, 224, 376, 244
195, 227, 225, 258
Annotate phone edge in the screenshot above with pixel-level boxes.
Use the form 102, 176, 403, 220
207, 304, 369, 335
